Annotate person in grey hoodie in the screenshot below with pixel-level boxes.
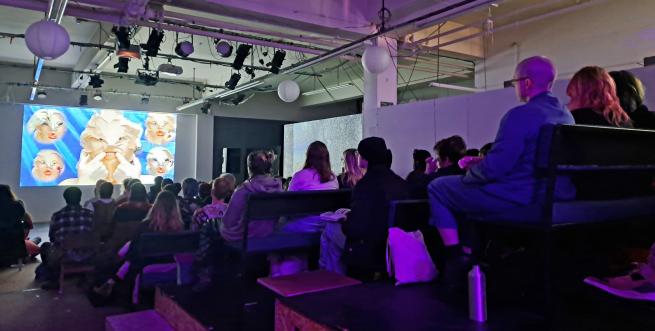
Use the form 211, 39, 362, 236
220, 150, 283, 241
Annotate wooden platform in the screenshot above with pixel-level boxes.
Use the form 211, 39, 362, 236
257, 270, 361, 297
105, 310, 174, 331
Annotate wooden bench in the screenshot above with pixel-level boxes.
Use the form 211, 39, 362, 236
223, 189, 351, 273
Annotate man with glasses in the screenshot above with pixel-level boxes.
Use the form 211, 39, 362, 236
427, 56, 576, 284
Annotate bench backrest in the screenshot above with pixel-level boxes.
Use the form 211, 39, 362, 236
388, 200, 430, 230
136, 231, 199, 260
537, 124, 655, 172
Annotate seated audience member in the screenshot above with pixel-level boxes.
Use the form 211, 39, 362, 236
112, 183, 151, 224
426, 135, 467, 181
337, 148, 365, 189
479, 143, 493, 157
610, 70, 655, 129
220, 150, 283, 241
218, 173, 237, 203
180, 178, 201, 228
465, 149, 480, 157
116, 178, 132, 205
197, 182, 212, 207
91, 182, 117, 241
94, 190, 183, 297
406, 149, 432, 199
340, 137, 409, 280
283, 141, 339, 233
0, 185, 30, 264
148, 176, 164, 203
567, 66, 632, 128
163, 183, 182, 197
428, 56, 575, 283
21, 210, 41, 258
84, 179, 107, 210
162, 178, 174, 189
40, 187, 94, 288
192, 177, 233, 230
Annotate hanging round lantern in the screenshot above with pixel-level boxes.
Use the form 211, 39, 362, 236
25, 20, 70, 60
362, 46, 391, 74
277, 80, 300, 103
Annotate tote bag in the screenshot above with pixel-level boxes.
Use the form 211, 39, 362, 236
386, 227, 438, 285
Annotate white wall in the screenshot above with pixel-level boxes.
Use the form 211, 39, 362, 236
476, 0, 655, 89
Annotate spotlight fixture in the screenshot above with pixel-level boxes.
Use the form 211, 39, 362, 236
158, 62, 183, 76
36, 90, 47, 99
93, 90, 103, 101
200, 103, 211, 114
89, 74, 104, 88
269, 50, 286, 74
225, 73, 241, 90
79, 94, 88, 106
136, 69, 159, 86
174, 40, 194, 57
141, 29, 165, 57
114, 58, 129, 73
215, 40, 233, 58
141, 94, 150, 105
112, 26, 131, 50
244, 67, 256, 79
231, 44, 251, 70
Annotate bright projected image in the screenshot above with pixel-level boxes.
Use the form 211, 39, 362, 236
21, 104, 177, 187
284, 114, 362, 177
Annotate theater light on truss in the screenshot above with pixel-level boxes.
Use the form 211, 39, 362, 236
215, 40, 233, 58
89, 74, 104, 88
175, 41, 194, 57
269, 50, 286, 74
225, 73, 241, 90
114, 58, 129, 73
93, 90, 103, 101
158, 62, 183, 76
232, 44, 251, 70
141, 29, 165, 57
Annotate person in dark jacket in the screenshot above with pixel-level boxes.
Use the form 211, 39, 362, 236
610, 70, 655, 130
426, 135, 467, 182
428, 56, 576, 283
341, 137, 408, 280
406, 149, 431, 199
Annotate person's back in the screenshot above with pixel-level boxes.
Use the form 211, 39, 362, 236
406, 149, 431, 199
48, 187, 94, 262
91, 182, 116, 240
465, 91, 575, 204
220, 151, 283, 241
343, 138, 409, 278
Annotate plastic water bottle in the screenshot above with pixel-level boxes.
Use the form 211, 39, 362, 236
468, 265, 487, 322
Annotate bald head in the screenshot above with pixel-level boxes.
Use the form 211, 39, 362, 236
514, 56, 556, 101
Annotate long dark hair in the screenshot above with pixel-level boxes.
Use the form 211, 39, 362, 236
0, 184, 17, 208
303, 141, 333, 183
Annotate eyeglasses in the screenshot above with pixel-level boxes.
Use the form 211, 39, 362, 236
507, 76, 528, 87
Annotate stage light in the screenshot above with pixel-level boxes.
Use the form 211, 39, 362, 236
114, 58, 129, 73
141, 94, 150, 104
93, 90, 103, 101
269, 50, 286, 74
136, 69, 159, 86
215, 41, 233, 58
158, 62, 183, 76
200, 103, 211, 114
245, 67, 256, 79
112, 26, 131, 50
89, 74, 104, 88
36, 90, 47, 99
225, 73, 241, 90
79, 94, 88, 106
141, 29, 164, 57
175, 41, 194, 57
232, 44, 251, 70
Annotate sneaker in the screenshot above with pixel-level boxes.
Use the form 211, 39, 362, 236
585, 264, 655, 301
93, 281, 115, 297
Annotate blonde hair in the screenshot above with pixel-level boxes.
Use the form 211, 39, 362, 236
343, 148, 364, 187
147, 190, 183, 232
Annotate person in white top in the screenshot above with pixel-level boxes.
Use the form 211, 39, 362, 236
284, 141, 338, 233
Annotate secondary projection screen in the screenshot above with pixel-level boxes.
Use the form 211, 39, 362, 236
20, 104, 177, 186
283, 114, 362, 177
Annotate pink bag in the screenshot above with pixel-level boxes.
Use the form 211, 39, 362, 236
386, 227, 438, 285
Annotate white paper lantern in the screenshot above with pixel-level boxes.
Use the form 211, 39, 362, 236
25, 20, 70, 60
277, 80, 300, 103
362, 46, 391, 74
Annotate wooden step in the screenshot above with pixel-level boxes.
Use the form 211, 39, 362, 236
105, 310, 174, 331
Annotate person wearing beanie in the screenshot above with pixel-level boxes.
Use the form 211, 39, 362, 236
321, 137, 408, 280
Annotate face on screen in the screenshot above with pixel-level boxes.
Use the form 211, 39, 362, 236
79, 110, 143, 182
145, 113, 176, 145
27, 109, 66, 144
31, 150, 65, 182
146, 147, 174, 176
